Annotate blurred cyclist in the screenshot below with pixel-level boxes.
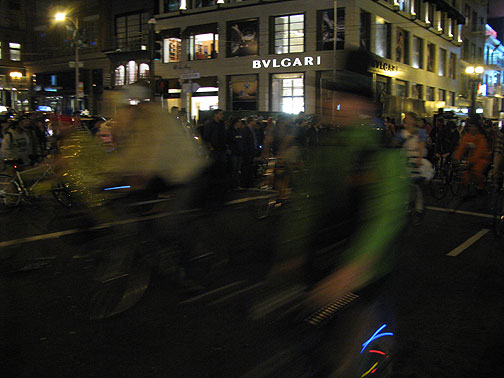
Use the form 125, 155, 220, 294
453, 115, 490, 193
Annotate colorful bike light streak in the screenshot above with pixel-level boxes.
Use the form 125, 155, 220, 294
360, 324, 394, 354
103, 186, 131, 191
360, 362, 378, 377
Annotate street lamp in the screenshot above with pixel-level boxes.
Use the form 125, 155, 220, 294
465, 65, 484, 116
54, 12, 80, 112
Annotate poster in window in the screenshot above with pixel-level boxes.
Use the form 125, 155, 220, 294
229, 19, 258, 57
232, 80, 257, 102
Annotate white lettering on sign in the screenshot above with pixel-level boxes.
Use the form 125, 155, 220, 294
252, 56, 322, 69
281, 58, 291, 67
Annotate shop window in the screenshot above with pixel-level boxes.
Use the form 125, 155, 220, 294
427, 43, 435, 72
126, 61, 138, 84
449, 91, 456, 106
426, 86, 435, 101
9, 43, 21, 61
189, 32, 218, 60
411, 36, 423, 69
139, 63, 150, 79
272, 14, 304, 54
115, 65, 125, 86
412, 83, 423, 100
396, 79, 408, 97
375, 17, 391, 59
360, 11, 371, 51
229, 75, 258, 111
317, 8, 345, 51
438, 48, 446, 76
271, 73, 304, 114
396, 28, 409, 64
228, 19, 259, 57
449, 53, 456, 79
164, 38, 182, 62
375, 74, 391, 97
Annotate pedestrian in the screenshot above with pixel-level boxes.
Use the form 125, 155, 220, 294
226, 117, 244, 188
241, 116, 258, 187
204, 109, 228, 179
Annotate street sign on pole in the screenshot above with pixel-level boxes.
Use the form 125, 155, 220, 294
179, 72, 200, 80
69, 61, 84, 68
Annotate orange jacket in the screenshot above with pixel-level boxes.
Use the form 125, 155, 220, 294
454, 132, 490, 163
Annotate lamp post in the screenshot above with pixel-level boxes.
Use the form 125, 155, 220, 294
465, 65, 484, 116
54, 12, 80, 112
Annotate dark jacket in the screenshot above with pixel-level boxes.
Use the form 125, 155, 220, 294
227, 127, 244, 156
205, 119, 227, 151
242, 125, 257, 159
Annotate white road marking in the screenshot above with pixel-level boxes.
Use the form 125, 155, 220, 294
209, 282, 265, 305
0, 195, 270, 250
446, 229, 490, 257
426, 206, 493, 219
180, 281, 247, 304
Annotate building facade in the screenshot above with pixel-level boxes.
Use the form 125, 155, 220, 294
0, 0, 31, 112
149, 0, 467, 122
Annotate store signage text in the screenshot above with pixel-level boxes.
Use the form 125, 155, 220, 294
252, 56, 321, 69
370, 59, 398, 73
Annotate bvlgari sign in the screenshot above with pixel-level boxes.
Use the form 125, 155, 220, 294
253, 56, 322, 69
370, 59, 399, 73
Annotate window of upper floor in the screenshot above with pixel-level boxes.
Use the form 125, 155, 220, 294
9, 43, 21, 61
228, 18, 259, 57
189, 32, 219, 60
115, 11, 149, 51
317, 8, 345, 51
272, 14, 305, 54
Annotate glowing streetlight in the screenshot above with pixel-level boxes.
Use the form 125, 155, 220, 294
465, 65, 485, 116
54, 12, 66, 22
54, 11, 81, 112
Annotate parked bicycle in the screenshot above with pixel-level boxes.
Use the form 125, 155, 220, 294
0, 156, 72, 212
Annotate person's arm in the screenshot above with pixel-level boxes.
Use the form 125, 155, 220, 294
453, 135, 467, 162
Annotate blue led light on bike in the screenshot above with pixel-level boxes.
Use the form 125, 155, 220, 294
360, 324, 394, 354
103, 186, 131, 191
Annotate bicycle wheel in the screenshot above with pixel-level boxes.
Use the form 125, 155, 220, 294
450, 167, 463, 196
430, 167, 447, 200
52, 181, 73, 208
0, 174, 22, 212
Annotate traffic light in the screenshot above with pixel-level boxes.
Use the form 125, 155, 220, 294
153, 33, 163, 61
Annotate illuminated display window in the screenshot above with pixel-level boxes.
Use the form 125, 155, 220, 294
271, 73, 304, 114
189, 33, 218, 60
411, 36, 423, 69
164, 38, 182, 62
375, 17, 391, 59
9, 42, 21, 61
115, 65, 125, 86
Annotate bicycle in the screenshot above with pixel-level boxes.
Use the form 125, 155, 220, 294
0, 156, 72, 212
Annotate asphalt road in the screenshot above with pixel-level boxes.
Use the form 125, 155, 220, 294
1, 188, 503, 378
